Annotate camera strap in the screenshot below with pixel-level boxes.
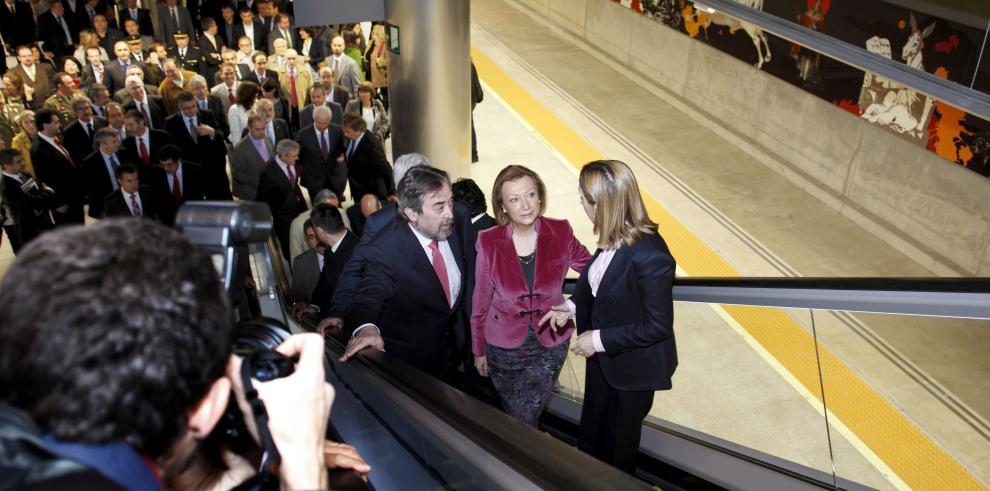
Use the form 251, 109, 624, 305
241, 356, 282, 479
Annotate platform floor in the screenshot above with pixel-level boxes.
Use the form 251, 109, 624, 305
468, 1, 989, 489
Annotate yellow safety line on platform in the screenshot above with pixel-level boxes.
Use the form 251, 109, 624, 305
471, 47, 986, 491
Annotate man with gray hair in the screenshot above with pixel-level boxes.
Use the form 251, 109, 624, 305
122, 74, 166, 129
318, 153, 433, 332
338, 166, 477, 382
188, 74, 229, 135
258, 138, 307, 260
295, 103, 345, 203
62, 95, 108, 165
253, 96, 291, 143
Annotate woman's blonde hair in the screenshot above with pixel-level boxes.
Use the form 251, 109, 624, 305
579, 160, 657, 249
491, 165, 547, 226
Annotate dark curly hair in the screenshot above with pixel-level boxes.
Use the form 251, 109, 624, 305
452, 178, 487, 217
0, 219, 232, 458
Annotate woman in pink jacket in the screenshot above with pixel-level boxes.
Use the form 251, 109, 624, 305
472, 165, 591, 425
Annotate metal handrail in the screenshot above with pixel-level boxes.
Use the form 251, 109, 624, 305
564, 277, 990, 319
694, 0, 990, 121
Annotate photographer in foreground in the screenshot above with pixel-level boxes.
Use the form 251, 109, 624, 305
0, 219, 367, 490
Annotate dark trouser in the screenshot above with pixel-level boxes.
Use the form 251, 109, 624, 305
578, 356, 654, 474
1, 225, 20, 254
470, 113, 478, 162
378, 88, 389, 112
52, 204, 85, 226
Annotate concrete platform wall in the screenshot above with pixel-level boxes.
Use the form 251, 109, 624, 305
501, 0, 990, 276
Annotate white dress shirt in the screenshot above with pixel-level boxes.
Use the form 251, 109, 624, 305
101, 151, 120, 190
122, 188, 143, 216
565, 248, 617, 353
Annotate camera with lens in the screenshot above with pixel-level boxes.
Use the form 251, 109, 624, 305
176, 202, 296, 474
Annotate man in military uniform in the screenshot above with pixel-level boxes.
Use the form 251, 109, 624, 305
43, 73, 81, 125
167, 31, 202, 75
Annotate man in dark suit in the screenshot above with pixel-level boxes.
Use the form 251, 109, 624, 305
452, 178, 497, 232
81, 127, 123, 219
341, 113, 393, 202
244, 51, 279, 87
299, 85, 342, 128
150, 144, 208, 226
103, 163, 161, 221
189, 75, 229, 135
120, 108, 172, 173
164, 91, 231, 200
0, 0, 38, 48
106, 40, 150, 93
217, 3, 237, 47
120, 0, 154, 36
266, 13, 298, 53
314, 66, 350, 111
62, 96, 108, 166
290, 220, 324, 304
252, 97, 290, 141
87, 83, 112, 119
122, 75, 167, 130
0, 149, 58, 252
304, 204, 358, 312
37, 1, 77, 59
229, 114, 269, 201
79, 47, 111, 92
317, 152, 431, 326
340, 166, 476, 381
296, 105, 345, 203
30, 108, 85, 225
257, 138, 307, 261
10, 45, 56, 102
198, 17, 226, 76
158, 0, 196, 48
232, 6, 266, 52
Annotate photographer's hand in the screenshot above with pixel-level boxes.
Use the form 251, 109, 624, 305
253, 334, 334, 490
324, 441, 371, 478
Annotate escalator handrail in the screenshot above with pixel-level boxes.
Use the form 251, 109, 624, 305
564, 277, 990, 319
300, 316, 650, 490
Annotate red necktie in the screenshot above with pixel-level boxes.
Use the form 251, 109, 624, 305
286, 164, 295, 184
53, 140, 75, 168
171, 175, 182, 204
138, 138, 150, 166
428, 240, 451, 306
228, 87, 235, 105
289, 71, 298, 107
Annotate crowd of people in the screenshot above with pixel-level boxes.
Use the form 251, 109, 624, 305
0, 0, 393, 254
0, 0, 679, 486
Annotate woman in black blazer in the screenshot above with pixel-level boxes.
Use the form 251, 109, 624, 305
297, 27, 325, 71
543, 159, 677, 473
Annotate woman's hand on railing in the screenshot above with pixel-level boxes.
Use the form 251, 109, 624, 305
474, 355, 489, 377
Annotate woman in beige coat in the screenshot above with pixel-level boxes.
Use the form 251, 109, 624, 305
364, 24, 389, 111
